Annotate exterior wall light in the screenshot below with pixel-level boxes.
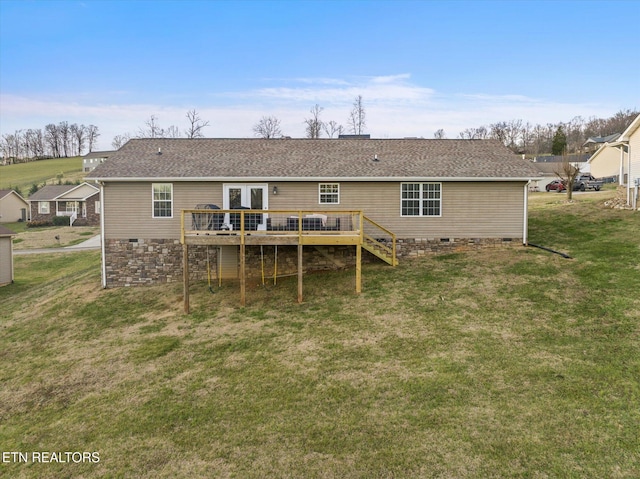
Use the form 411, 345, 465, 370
272, 186, 278, 195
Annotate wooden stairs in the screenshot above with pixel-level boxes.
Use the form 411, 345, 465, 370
362, 216, 398, 266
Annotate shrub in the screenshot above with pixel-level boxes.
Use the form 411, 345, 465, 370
27, 220, 53, 228
52, 216, 71, 226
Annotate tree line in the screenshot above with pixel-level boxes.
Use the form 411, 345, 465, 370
2, 98, 637, 162
1, 122, 100, 163
454, 109, 638, 156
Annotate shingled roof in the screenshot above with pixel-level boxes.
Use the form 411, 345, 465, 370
87, 138, 541, 181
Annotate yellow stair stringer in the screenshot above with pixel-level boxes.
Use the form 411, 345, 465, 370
361, 216, 398, 266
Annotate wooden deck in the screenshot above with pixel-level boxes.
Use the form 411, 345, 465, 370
180, 209, 396, 310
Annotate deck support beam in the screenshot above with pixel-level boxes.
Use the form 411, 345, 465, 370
356, 243, 362, 294
240, 243, 246, 307
297, 244, 303, 303
183, 243, 190, 314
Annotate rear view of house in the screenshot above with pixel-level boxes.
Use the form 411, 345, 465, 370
87, 138, 541, 293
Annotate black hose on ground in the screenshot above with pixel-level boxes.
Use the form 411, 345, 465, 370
527, 243, 573, 259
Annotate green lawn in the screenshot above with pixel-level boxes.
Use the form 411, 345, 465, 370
0, 157, 83, 193
0, 195, 638, 478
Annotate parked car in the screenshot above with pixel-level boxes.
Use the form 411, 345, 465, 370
546, 180, 566, 192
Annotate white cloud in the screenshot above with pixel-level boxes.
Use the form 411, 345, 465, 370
0, 74, 624, 149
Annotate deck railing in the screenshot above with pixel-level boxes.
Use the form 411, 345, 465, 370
181, 209, 364, 242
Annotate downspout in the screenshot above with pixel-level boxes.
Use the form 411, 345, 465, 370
628, 143, 632, 206
99, 182, 107, 288
619, 146, 624, 186
523, 182, 529, 245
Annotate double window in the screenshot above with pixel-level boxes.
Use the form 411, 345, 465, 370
152, 183, 173, 218
38, 201, 50, 214
401, 183, 441, 217
319, 183, 340, 204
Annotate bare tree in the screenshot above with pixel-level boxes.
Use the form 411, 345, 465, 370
86, 125, 100, 152
165, 125, 181, 138
348, 95, 366, 135
323, 120, 344, 139
433, 129, 446, 139
139, 115, 164, 138
45, 123, 61, 158
70, 123, 87, 156
253, 116, 282, 139
23, 129, 44, 159
112, 133, 131, 149
1, 132, 23, 163
458, 126, 488, 139
58, 121, 71, 157
554, 149, 581, 201
304, 104, 324, 139
185, 109, 210, 139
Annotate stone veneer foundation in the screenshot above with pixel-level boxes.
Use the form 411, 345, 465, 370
104, 237, 522, 287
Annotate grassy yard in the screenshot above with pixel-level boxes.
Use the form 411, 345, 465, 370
0, 194, 638, 478
0, 157, 84, 192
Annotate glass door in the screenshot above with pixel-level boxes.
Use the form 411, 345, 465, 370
223, 184, 268, 230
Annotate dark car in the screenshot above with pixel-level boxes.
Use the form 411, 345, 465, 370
546, 180, 566, 192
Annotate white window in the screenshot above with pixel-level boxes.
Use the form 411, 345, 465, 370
319, 183, 340, 204
401, 183, 441, 217
152, 183, 173, 218
66, 201, 79, 214
95, 200, 101, 214
38, 201, 49, 214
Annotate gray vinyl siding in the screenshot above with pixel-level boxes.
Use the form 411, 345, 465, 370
103, 180, 526, 240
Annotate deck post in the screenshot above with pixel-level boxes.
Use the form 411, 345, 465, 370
297, 243, 303, 303
240, 243, 246, 307
356, 244, 362, 294
356, 211, 363, 293
183, 243, 190, 314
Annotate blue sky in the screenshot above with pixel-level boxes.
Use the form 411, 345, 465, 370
1, 0, 639, 150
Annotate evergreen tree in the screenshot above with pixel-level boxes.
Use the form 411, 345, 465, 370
552, 126, 567, 155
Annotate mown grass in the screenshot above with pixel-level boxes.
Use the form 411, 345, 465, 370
0, 195, 638, 478
0, 157, 83, 192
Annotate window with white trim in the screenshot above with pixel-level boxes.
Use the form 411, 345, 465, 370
152, 183, 173, 218
39, 201, 49, 214
95, 200, 101, 214
319, 183, 340, 204
401, 182, 441, 216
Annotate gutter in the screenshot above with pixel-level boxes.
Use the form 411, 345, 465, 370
88, 176, 543, 183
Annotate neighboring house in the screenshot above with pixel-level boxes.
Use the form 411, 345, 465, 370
87, 138, 541, 290
83, 150, 116, 172
528, 163, 563, 192
28, 183, 101, 226
583, 133, 621, 155
613, 114, 640, 209
0, 189, 29, 223
587, 143, 629, 184
0, 225, 16, 286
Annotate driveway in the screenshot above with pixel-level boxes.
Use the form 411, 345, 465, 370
14, 235, 101, 255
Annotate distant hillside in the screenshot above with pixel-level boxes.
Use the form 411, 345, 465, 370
0, 157, 84, 194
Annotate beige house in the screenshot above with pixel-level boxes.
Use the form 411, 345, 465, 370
87, 138, 541, 289
603, 114, 640, 208
588, 143, 628, 183
620, 114, 640, 209
0, 190, 29, 223
0, 225, 16, 286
